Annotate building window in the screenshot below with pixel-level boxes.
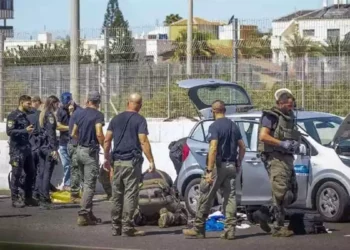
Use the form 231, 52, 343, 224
0, 0, 13, 10
327, 29, 340, 40
303, 29, 315, 37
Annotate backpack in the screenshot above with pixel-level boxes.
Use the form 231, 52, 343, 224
288, 212, 327, 235
168, 137, 187, 175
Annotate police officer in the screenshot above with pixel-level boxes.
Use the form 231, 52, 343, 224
38, 95, 60, 209
67, 100, 83, 203
258, 88, 300, 237
27, 96, 42, 201
183, 100, 246, 240
72, 91, 105, 226
6, 95, 38, 208
56, 92, 73, 191
104, 93, 155, 237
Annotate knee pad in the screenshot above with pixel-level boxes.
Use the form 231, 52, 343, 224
283, 190, 295, 206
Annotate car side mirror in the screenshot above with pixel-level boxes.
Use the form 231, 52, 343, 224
299, 144, 307, 155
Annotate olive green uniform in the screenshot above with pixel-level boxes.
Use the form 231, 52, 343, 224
68, 143, 81, 198
258, 107, 300, 236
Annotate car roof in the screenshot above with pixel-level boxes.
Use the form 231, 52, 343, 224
226, 110, 340, 120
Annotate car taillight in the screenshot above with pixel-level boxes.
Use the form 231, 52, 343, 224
182, 143, 190, 162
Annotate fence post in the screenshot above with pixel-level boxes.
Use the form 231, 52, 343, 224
85, 65, 90, 102
167, 63, 170, 118
320, 61, 325, 89
39, 67, 43, 98
248, 64, 253, 88
57, 67, 62, 97
0, 33, 5, 121
231, 17, 239, 83
104, 27, 110, 121
301, 59, 305, 109
281, 62, 288, 86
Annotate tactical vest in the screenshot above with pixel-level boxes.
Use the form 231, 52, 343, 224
138, 170, 174, 216
258, 107, 301, 154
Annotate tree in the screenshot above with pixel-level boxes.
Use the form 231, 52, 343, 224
164, 14, 182, 26
322, 37, 350, 57
4, 38, 92, 66
284, 32, 323, 59
171, 29, 216, 62
96, 0, 137, 63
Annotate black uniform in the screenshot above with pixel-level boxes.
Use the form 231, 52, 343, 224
6, 109, 35, 206
27, 108, 42, 199
38, 111, 59, 207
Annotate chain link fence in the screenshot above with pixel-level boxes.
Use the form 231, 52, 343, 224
1, 17, 350, 121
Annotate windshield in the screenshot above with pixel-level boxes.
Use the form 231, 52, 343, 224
297, 116, 343, 146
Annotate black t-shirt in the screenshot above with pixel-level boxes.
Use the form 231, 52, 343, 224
56, 107, 70, 146
107, 111, 148, 155
208, 117, 242, 162
74, 107, 104, 146
68, 106, 82, 145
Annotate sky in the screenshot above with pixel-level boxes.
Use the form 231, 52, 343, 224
9, 0, 324, 38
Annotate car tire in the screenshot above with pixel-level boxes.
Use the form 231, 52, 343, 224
315, 181, 350, 222
184, 178, 201, 217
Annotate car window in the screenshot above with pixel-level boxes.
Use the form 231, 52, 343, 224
197, 86, 250, 106
190, 120, 259, 151
298, 116, 343, 146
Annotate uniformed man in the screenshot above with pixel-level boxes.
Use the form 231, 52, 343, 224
56, 92, 73, 191
183, 100, 246, 240
67, 100, 83, 203
72, 91, 105, 226
6, 95, 38, 208
27, 96, 42, 200
133, 169, 188, 228
258, 88, 300, 237
104, 93, 155, 237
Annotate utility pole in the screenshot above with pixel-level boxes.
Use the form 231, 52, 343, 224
0, 33, 4, 122
70, 0, 80, 102
231, 16, 239, 82
186, 0, 193, 76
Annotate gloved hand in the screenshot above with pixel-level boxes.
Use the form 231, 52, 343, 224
279, 140, 293, 150
289, 140, 300, 154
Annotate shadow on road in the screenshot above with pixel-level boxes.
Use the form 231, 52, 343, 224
146, 229, 183, 236
0, 214, 31, 218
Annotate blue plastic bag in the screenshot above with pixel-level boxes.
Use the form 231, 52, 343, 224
205, 215, 225, 232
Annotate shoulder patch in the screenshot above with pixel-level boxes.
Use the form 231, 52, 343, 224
7, 120, 14, 128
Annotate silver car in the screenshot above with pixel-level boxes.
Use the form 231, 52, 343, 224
175, 79, 350, 222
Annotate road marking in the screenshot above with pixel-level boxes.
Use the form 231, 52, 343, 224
0, 241, 143, 250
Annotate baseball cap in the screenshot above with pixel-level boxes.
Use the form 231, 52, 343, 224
88, 91, 101, 103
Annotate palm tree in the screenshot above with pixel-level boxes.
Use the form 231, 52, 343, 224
322, 37, 350, 57
284, 32, 323, 59
238, 33, 272, 59
164, 14, 183, 26
171, 29, 216, 62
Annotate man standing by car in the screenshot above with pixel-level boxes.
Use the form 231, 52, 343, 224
183, 100, 246, 240
258, 88, 300, 237
104, 93, 156, 237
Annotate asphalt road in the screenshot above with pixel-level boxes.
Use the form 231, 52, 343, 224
0, 195, 349, 250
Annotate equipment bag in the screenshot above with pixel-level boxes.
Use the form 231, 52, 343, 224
288, 212, 327, 235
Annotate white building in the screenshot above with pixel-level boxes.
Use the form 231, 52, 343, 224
271, 1, 350, 64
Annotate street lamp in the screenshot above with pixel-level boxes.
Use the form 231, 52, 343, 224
70, 0, 80, 102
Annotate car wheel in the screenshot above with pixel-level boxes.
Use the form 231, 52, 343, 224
316, 181, 350, 222
184, 178, 201, 217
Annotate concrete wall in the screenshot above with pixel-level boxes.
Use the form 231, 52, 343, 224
0, 121, 197, 191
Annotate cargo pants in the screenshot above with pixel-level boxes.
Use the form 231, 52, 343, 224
111, 160, 142, 233
194, 162, 237, 234
68, 143, 82, 197
76, 146, 99, 215
264, 151, 298, 230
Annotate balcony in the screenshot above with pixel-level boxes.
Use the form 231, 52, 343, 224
0, 0, 14, 19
